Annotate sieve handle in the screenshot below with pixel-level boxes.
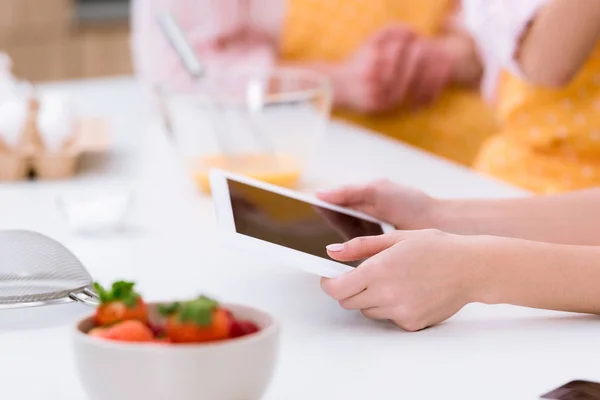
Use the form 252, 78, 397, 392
69, 287, 99, 307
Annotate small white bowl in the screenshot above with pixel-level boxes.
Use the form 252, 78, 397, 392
73, 303, 280, 400
57, 191, 132, 234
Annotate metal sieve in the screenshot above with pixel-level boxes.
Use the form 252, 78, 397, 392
0, 230, 99, 310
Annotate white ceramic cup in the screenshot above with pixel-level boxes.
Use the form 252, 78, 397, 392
73, 303, 280, 400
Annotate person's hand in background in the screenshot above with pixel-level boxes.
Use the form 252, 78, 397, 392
400, 38, 455, 110
333, 23, 459, 114
333, 24, 416, 113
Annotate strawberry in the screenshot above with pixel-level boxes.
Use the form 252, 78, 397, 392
89, 320, 154, 342
88, 327, 107, 337
148, 322, 166, 338
230, 319, 260, 338
229, 319, 245, 338
93, 281, 148, 327
238, 320, 260, 335
160, 296, 231, 343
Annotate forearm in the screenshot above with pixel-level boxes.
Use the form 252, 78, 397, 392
432, 188, 600, 245
478, 238, 600, 315
518, 0, 600, 87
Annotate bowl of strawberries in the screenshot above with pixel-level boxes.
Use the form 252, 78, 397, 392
73, 281, 280, 400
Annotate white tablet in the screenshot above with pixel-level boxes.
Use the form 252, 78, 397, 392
209, 170, 395, 278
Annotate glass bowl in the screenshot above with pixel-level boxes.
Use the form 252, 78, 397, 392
156, 67, 332, 193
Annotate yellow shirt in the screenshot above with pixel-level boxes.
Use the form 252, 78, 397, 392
474, 45, 600, 194
280, 0, 498, 166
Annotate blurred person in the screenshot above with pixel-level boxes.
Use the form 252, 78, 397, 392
463, 0, 600, 193
131, 0, 498, 166
317, 179, 600, 331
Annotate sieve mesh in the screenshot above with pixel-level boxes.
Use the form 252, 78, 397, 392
0, 230, 93, 305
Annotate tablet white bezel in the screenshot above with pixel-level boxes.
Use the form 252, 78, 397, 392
209, 169, 395, 278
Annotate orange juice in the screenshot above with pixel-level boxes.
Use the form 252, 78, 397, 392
190, 153, 302, 194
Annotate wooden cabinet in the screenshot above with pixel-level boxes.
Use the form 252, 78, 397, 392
0, 0, 133, 82
0, 0, 71, 33
3, 40, 79, 81
78, 24, 132, 78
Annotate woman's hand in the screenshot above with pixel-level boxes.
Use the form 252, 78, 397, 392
334, 24, 455, 113
317, 179, 436, 230
323, 228, 600, 329
320, 181, 600, 246
321, 229, 492, 331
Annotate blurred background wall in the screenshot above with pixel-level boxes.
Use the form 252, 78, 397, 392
0, 0, 133, 81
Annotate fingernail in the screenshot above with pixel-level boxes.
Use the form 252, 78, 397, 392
326, 243, 345, 252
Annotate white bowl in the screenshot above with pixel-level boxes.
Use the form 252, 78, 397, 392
73, 303, 280, 400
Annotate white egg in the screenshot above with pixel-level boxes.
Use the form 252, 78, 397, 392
0, 79, 18, 105
0, 99, 28, 148
0, 52, 13, 72
0, 53, 19, 104
37, 93, 76, 152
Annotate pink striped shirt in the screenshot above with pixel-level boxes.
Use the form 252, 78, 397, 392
130, 0, 284, 89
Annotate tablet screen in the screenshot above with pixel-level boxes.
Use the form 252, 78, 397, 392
227, 179, 385, 267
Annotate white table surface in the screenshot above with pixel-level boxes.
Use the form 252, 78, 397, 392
1, 77, 599, 400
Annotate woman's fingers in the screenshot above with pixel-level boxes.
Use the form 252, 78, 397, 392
379, 36, 406, 90
371, 25, 417, 108
389, 39, 424, 105
377, 42, 399, 99
317, 184, 374, 207
326, 233, 403, 262
409, 43, 453, 109
321, 237, 401, 302
360, 307, 390, 320
339, 289, 379, 310
320, 270, 368, 301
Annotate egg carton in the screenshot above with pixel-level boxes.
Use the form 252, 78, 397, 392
0, 97, 109, 181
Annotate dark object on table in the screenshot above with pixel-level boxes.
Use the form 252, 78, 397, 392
541, 380, 600, 399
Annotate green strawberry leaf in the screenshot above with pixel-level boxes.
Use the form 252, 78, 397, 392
159, 302, 181, 316
94, 280, 140, 308
93, 282, 109, 303
177, 295, 219, 326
